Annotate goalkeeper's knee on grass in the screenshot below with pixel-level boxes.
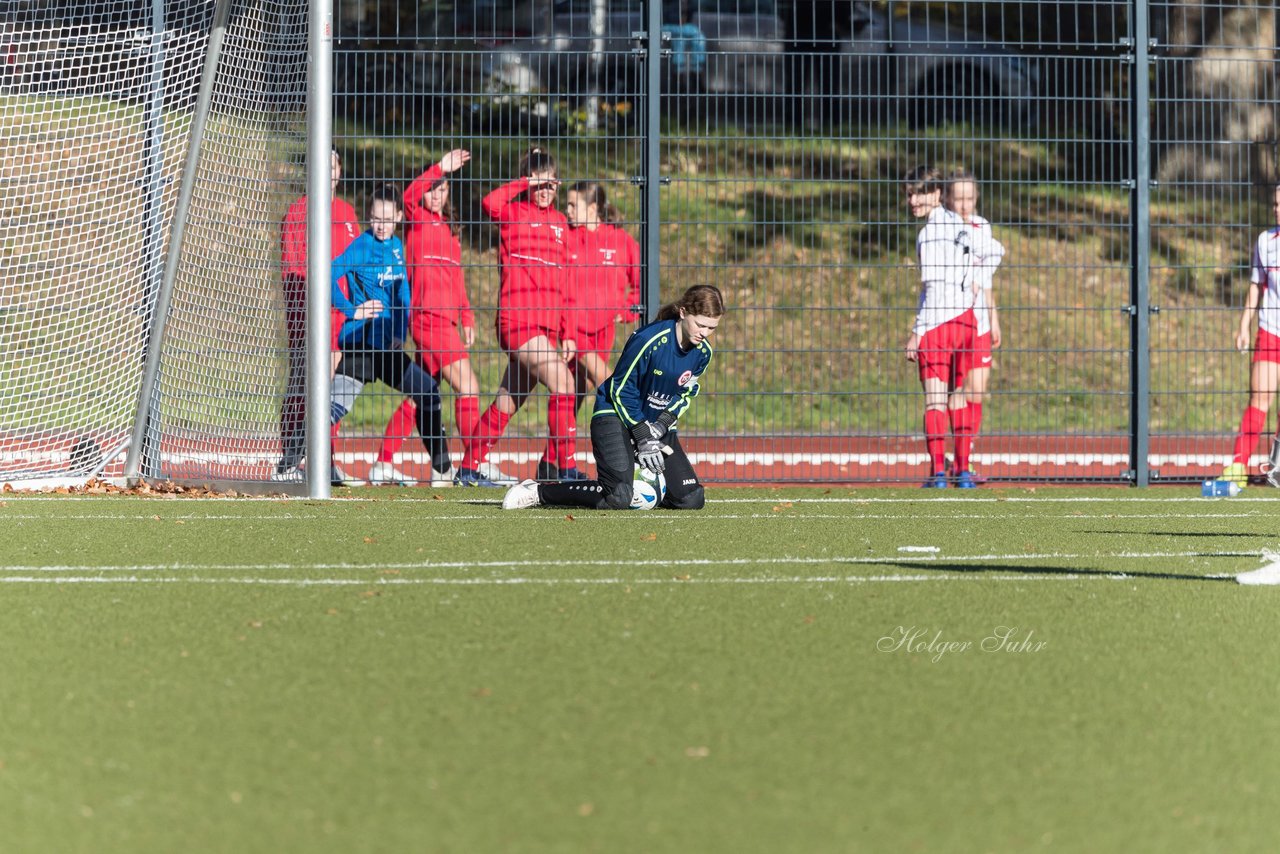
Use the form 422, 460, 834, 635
664, 484, 705, 511
601, 480, 633, 510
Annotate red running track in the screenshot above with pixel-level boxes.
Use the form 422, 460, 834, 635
0, 432, 1247, 486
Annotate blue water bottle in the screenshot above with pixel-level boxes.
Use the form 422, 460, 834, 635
1201, 479, 1241, 498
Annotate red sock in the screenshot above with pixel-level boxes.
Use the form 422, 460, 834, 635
965, 403, 983, 468
455, 395, 480, 444
378, 399, 416, 464
968, 402, 983, 439
924, 409, 948, 473
951, 405, 974, 473
548, 394, 578, 470
1233, 405, 1267, 464
463, 404, 511, 469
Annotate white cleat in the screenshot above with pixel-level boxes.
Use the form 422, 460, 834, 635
476, 460, 518, 485
1237, 557, 1280, 586
430, 466, 456, 488
270, 465, 303, 483
502, 478, 542, 510
368, 460, 413, 486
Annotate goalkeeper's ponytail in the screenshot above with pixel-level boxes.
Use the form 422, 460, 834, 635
657, 285, 725, 321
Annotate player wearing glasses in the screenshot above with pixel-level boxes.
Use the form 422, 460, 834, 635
328, 184, 453, 485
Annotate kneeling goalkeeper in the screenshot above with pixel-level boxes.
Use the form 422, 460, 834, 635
503, 284, 724, 511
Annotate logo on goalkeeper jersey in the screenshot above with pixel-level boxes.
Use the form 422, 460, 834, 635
646, 392, 672, 408
677, 370, 694, 387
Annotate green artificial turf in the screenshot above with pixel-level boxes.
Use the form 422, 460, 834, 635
0, 488, 1278, 853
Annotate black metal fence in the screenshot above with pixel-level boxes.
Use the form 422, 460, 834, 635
327, 0, 1280, 485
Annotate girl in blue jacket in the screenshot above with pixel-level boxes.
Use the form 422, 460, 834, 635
330, 185, 452, 483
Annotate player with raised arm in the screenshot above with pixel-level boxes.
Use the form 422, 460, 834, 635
903, 165, 978, 488
1225, 183, 1280, 488
503, 285, 724, 511
276, 149, 362, 485
944, 169, 1005, 486
328, 184, 453, 485
457, 148, 578, 486
539, 180, 642, 481
369, 149, 514, 486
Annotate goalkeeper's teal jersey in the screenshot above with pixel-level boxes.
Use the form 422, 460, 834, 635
594, 318, 712, 429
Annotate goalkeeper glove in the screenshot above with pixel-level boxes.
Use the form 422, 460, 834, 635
635, 437, 665, 474
630, 413, 677, 443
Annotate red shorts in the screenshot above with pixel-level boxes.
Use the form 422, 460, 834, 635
961, 330, 994, 375
1255, 328, 1280, 364
497, 320, 557, 353
572, 325, 617, 362
916, 311, 977, 385
411, 316, 469, 375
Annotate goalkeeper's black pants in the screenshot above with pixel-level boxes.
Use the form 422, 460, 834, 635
337, 348, 451, 473
538, 415, 705, 511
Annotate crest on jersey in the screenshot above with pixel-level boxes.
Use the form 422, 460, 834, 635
677, 370, 694, 387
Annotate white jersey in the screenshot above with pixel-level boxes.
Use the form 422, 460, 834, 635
1253, 227, 1280, 336
913, 205, 976, 334
965, 214, 1005, 335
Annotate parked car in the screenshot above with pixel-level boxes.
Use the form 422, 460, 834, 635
806, 1, 1039, 127
382, 0, 1033, 129
433, 0, 786, 107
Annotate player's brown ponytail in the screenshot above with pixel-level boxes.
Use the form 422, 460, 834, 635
656, 285, 725, 321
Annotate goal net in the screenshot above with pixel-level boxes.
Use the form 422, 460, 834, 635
0, 0, 311, 489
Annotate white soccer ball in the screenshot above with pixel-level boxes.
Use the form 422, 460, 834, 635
630, 466, 666, 511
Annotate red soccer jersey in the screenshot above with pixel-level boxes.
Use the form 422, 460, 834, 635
482, 177, 571, 338
280, 195, 360, 344
281, 195, 360, 283
404, 164, 474, 328
566, 223, 641, 335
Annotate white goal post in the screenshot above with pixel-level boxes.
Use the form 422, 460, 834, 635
0, 0, 331, 495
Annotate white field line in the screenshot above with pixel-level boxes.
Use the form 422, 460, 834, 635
4, 493, 1280, 505
0, 550, 1261, 574
0, 511, 1268, 522
706, 495, 1280, 503
0, 572, 1240, 585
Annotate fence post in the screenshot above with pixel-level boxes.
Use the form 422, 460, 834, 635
1129, 0, 1153, 486
639, 0, 663, 320
305, 0, 333, 500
